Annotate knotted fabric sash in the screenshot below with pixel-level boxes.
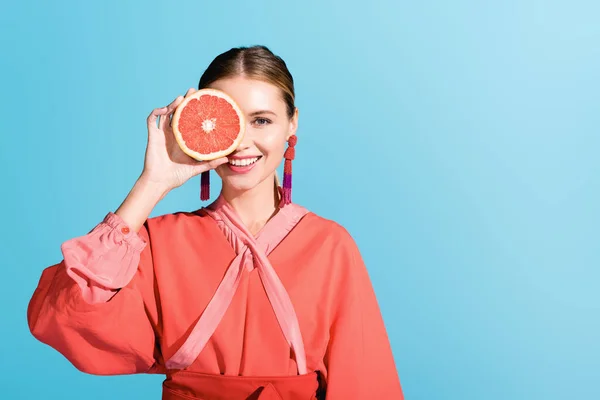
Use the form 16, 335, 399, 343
165, 196, 309, 375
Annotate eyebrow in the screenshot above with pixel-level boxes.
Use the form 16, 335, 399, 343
248, 110, 277, 117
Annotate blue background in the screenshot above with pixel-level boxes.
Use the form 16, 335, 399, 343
1, 0, 598, 399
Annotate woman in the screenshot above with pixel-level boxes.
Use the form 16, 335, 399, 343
27, 45, 404, 400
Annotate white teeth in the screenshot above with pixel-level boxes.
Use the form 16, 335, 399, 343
229, 157, 259, 167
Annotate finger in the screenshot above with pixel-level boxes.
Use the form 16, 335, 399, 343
159, 88, 195, 131
159, 96, 184, 130
194, 157, 229, 173
163, 89, 195, 130
184, 87, 196, 98
207, 157, 230, 169
147, 106, 168, 129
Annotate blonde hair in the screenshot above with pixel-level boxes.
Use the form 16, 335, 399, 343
274, 171, 281, 187
198, 45, 296, 120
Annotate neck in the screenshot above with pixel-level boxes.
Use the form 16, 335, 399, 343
221, 175, 280, 236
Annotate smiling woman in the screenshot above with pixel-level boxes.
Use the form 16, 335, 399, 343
27, 45, 404, 399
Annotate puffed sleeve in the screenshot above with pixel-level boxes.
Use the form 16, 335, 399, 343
27, 212, 164, 375
324, 229, 404, 399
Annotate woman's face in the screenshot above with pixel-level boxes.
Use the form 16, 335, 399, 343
209, 76, 298, 195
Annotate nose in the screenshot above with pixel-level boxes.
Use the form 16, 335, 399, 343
236, 124, 254, 150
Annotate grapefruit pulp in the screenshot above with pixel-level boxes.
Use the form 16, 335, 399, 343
171, 89, 245, 161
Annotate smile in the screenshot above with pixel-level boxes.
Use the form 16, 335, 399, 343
227, 156, 263, 174
228, 157, 260, 167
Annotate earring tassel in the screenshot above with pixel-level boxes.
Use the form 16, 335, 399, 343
282, 135, 297, 205
200, 170, 210, 201
283, 159, 292, 205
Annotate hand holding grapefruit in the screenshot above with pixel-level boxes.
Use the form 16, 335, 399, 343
141, 88, 229, 191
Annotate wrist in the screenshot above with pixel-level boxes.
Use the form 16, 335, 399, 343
114, 175, 169, 232
137, 173, 171, 200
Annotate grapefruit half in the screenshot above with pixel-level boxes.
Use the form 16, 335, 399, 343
171, 89, 245, 161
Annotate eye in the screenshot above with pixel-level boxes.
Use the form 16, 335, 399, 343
253, 117, 272, 126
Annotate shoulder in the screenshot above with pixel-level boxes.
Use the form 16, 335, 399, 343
144, 208, 215, 237
297, 209, 360, 254
298, 211, 370, 293
300, 209, 348, 233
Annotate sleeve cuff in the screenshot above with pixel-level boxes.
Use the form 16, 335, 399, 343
102, 212, 147, 252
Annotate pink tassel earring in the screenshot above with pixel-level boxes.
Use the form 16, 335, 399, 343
200, 170, 210, 201
283, 135, 297, 205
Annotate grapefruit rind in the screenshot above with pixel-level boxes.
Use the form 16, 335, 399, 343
171, 88, 246, 161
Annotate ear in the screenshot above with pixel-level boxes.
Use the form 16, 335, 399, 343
286, 107, 299, 141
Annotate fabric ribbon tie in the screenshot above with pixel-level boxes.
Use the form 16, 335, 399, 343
165, 197, 309, 375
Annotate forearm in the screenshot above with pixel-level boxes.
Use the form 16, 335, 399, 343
115, 174, 170, 233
